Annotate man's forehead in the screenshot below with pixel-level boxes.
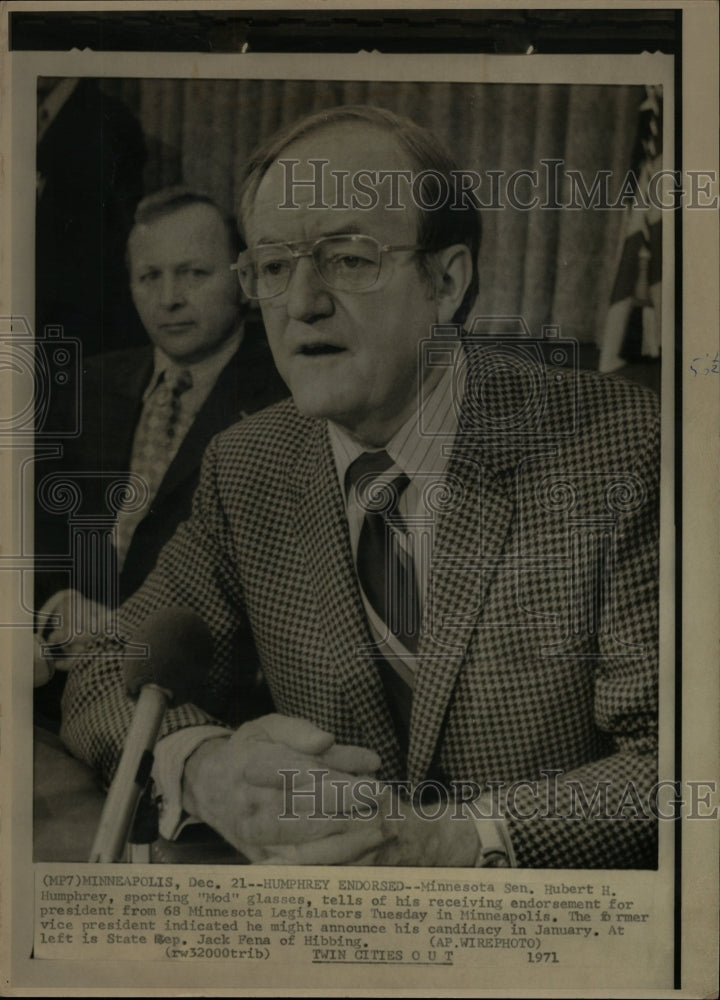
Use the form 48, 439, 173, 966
129, 204, 227, 257
249, 122, 419, 239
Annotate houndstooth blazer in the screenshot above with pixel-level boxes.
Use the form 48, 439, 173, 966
61, 346, 660, 869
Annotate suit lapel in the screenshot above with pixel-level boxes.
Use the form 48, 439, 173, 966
292, 424, 405, 778
407, 442, 520, 785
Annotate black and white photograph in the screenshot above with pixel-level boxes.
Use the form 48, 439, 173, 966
33, 74, 666, 869
1, 3, 718, 997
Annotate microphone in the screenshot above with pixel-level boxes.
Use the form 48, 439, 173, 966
88, 608, 212, 863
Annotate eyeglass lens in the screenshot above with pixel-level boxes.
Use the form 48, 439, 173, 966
238, 235, 383, 299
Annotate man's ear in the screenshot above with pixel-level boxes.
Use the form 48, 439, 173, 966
433, 244, 474, 324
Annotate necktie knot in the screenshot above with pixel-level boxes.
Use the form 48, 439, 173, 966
345, 450, 410, 516
345, 449, 393, 491
168, 368, 193, 396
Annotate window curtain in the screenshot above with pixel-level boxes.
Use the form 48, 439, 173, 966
109, 78, 642, 345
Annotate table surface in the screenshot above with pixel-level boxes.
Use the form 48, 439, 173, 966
33, 727, 244, 864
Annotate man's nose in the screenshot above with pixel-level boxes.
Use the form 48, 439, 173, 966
285, 256, 333, 322
159, 273, 187, 309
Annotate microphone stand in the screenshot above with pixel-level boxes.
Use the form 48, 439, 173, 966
88, 684, 168, 863
87, 607, 214, 863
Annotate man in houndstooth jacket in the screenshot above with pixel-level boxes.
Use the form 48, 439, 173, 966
61, 106, 659, 868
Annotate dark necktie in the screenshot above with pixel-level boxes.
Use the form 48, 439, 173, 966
345, 450, 422, 749
346, 450, 422, 651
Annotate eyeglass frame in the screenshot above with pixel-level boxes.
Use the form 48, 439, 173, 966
230, 233, 425, 300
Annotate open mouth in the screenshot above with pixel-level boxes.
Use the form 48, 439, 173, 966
299, 343, 345, 356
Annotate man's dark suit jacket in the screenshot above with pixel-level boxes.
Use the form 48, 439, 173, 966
35, 328, 288, 608
62, 340, 660, 869
35, 328, 286, 729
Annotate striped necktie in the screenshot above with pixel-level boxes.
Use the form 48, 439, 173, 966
345, 450, 421, 748
345, 449, 421, 650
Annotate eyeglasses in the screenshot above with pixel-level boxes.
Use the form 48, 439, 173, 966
231, 234, 422, 300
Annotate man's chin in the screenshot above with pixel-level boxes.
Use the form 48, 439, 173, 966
291, 394, 347, 424
288, 385, 357, 426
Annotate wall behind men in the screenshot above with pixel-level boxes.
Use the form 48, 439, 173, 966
103, 78, 642, 347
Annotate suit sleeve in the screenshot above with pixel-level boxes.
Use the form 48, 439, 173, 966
60, 435, 255, 786
504, 408, 660, 868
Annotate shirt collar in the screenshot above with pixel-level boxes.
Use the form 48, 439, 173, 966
329, 364, 459, 496
144, 329, 243, 402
